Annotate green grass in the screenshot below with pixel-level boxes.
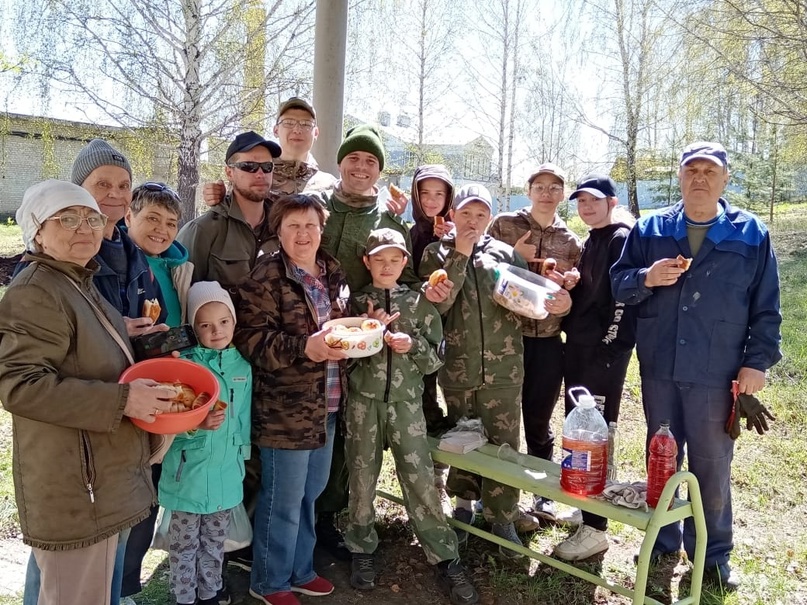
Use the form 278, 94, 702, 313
0, 224, 23, 257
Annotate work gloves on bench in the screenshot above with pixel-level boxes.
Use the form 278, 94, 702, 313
725, 392, 775, 440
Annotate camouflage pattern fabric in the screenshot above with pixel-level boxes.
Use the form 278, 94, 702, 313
488, 209, 581, 338
272, 158, 336, 195
419, 234, 526, 391
442, 385, 522, 523
349, 284, 443, 401
233, 250, 348, 450
319, 186, 421, 294
344, 394, 459, 564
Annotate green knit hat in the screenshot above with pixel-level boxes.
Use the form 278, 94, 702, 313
337, 124, 385, 170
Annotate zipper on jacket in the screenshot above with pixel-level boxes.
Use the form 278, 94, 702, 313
230, 388, 235, 418
383, 289, 393, 402
175, 450, 187, 482
470, 249, 487, 385
79, 431, 97, 504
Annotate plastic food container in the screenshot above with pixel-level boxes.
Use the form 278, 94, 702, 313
492, 262, 561, 320
322, 317, 385, 358
119, 358, 220, 434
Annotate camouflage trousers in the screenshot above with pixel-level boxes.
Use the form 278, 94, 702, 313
442, 385, 522, 523
344, 394, 459, 564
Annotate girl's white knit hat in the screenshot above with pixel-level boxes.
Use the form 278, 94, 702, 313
187, 281, 236, 326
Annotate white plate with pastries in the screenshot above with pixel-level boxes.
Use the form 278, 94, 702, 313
322, 317, 386, 358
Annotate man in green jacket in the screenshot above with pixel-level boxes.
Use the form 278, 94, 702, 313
177, 131, 281, 290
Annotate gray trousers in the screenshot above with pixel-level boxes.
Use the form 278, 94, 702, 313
168, 509, 231, 604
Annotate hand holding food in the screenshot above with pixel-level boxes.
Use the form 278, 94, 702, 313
428, 269, 448, 288
424, 276, 453, 304
644, 258, 686, 288
143, 298, 162, 323
433, 216, 453, 237
541, 257, 557, 276
676, 254, 693, 271
306, 326, 351, 362
123, 378, 177, 422
199, 408, 226, 431
387, 183, 408, 216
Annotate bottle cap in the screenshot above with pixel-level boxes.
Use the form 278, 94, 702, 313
577, 394, 597, 409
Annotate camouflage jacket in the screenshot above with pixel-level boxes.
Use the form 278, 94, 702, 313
272, 158, 337, 195
233, 249, 349, 450
420, 234, 526, 390
318, 184, 421, 294
488, 209, 582, 338
348, 284, 443, 403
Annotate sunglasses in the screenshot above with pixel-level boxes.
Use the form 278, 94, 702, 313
44, 213, 108, 231
228, 161, 275, 174
140, 182, 181, 201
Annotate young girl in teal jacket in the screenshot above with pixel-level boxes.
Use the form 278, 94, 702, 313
159, 281, 252, 605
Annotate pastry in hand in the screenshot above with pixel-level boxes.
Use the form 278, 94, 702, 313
676, 254, 692, 271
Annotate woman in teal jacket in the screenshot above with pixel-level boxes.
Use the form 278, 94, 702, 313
159, 281, 252, 605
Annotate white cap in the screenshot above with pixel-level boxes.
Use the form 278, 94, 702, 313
187, 281, 236, 327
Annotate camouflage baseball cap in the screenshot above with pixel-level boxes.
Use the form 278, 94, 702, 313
365, 228, 409, 256
277, 97, 316, 121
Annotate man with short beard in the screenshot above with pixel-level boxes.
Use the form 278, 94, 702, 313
177, 131, 282, 290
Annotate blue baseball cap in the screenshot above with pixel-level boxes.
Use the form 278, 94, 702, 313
570, 174, 617, 200
679, 142, 728, 168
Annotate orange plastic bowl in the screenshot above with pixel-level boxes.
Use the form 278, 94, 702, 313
119, 358, 220, 434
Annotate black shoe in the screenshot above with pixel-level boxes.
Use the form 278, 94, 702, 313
350, 553, 376, 590
215, 577, 232, 605
436, 559, 479, 605
316, 514, 352, 561
704, 562, 740, 592
226, 551, 252, 572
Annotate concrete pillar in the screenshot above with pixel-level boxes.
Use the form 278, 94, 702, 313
311, 0, 348, 177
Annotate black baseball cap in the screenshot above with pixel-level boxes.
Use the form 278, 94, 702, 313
225, 131, 281, 162
569, 174, 617, 200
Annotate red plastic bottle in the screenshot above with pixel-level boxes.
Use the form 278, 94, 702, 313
646, 421, 678, 509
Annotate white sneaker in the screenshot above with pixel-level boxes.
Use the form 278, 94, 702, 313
553, 525, 609, 561
555, 507, 583, 527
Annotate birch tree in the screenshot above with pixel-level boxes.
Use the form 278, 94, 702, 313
11, 0, 315, 220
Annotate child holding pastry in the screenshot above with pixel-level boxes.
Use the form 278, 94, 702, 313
343, 229, 479, 605
159, 281, 252, 605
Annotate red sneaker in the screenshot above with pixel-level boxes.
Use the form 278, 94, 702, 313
291, 575, 335, 596
248, 589, 301, 605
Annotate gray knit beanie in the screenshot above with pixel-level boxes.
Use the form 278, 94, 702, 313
71, 139, 132, 186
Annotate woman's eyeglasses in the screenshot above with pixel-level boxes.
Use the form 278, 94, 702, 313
44, 213, 108, 231
228, 161, 275, 174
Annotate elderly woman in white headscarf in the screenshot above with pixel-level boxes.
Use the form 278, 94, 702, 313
0, 180, 175, 605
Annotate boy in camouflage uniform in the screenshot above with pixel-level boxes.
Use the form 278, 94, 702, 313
420, 184, 527, 555
344, 229, 478, 605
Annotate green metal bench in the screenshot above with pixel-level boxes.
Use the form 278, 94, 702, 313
378, 437, 706, 605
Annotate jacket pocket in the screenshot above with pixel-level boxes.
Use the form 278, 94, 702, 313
707, 321, 746, 379
634, 316, 658, 371
79, 431, 97, 504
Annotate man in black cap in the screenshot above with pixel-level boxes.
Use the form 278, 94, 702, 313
177, 130, 282, 289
